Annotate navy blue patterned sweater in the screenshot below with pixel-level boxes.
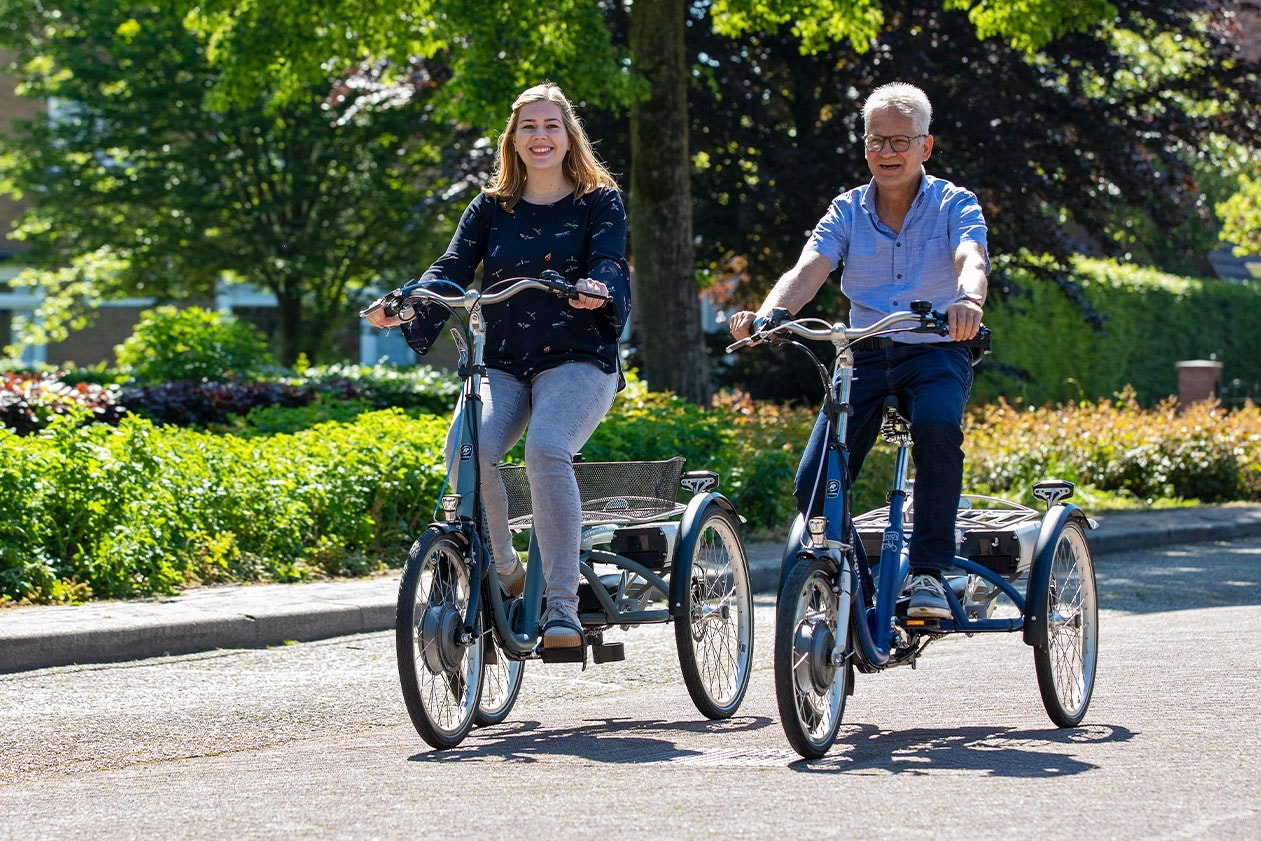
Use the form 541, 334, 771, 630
402, 187, 631, 381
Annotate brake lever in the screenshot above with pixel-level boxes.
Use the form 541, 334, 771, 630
360, 289, 406, 319
539, 269, 610, 302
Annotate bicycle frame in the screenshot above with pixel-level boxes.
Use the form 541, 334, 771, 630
393, 278, 563, 660
398, 277, 720, 662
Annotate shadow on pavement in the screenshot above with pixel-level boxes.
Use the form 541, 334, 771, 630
1098, 541, 1261, 613
406, 714, 774, 764
790, 723, 1134, 777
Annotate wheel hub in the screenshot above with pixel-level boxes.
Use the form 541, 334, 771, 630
419, 604, 466, 674
794, 619, 837, 695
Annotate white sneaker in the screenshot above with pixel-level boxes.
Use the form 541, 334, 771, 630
907, 574, 951, 619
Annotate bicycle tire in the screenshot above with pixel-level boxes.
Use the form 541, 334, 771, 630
475, 633, 524, 727
674, 504, 754, 719
1031, 520, 1098, 727
774, 554, 849, 758
396, 528, 484, 749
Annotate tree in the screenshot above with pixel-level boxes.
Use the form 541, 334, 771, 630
688, 0, 1261, 297
183, 1, 1130, 402
0, 1, 467, 364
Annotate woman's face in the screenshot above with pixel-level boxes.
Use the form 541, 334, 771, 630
512, 100, 570, 177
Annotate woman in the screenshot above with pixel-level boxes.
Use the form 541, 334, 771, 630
366, 83, 631, 651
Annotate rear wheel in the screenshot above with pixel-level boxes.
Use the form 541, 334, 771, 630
1032, 520, 1098, 727
396, 529, 483, 749
674, 505, 754, 719
774, 555, 848, 759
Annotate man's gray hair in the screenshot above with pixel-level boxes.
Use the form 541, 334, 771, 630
863, 82, 932, 136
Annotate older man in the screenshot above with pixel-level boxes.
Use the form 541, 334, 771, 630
729, 82, 989, 618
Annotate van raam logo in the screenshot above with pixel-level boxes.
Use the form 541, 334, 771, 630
459, 444, 473, 461
883, 532, 900, 552
826, 480, 841, 498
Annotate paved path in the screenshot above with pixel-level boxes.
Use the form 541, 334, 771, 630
3, 504, 1260, 673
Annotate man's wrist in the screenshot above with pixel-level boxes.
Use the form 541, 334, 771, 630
954, 290, 984, 306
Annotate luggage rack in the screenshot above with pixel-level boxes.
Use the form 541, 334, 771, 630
499, 457, 687, 528
854, 494, 1043, 577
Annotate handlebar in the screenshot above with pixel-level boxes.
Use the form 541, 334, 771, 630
724, 301, 948, 354
360, 269, 608, 321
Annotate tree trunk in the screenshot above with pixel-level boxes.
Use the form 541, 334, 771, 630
629, 0, 712, 403
272, 286, 308, 366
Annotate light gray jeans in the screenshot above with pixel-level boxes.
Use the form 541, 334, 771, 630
446, 362, 618, 611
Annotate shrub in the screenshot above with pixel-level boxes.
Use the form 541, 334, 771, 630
0, 409, 449, 604
977, 257, 1261, 407
0, 371, 126, 435
291, 363, 461, 416
115, 305, 276, 383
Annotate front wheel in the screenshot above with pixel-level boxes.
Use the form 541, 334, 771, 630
674, 505, 754, 719
774, 555, 849, 759
475, 633, 524, 727
396, 529, 484, 749
1031, 520, 1098, 727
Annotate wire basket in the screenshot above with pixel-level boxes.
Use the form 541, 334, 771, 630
499, 457, 687, 527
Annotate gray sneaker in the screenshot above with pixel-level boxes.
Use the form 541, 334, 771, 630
497, 559, 526, 597
907, 574, 951, 619
542, 602, 583, 649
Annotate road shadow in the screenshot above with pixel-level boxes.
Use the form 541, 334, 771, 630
1098, 541, 1261, 613
789, 722, 1134, 777
407, 714, 775, 764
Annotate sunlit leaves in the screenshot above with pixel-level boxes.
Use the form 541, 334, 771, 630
710, 0, 885, 53
1218, 173, 1261, 257
943, 0, 1117, 52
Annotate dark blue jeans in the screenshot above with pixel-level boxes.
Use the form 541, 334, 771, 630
794, 343, 974, 573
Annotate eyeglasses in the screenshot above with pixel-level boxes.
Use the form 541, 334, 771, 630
863, 134, 927, 153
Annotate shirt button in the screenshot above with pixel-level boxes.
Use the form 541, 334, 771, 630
897, 274, 902, 279
896, 242, 902, 247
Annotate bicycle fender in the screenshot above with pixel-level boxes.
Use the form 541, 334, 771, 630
668, 492, 740, 618
1023, 503, 1090, 647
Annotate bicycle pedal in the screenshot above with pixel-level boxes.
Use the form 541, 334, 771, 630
591, 641, 625, 664
539, 645, 586, 664
902, 617, 941, 630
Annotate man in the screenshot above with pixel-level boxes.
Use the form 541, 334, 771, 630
728, 82, 989, 618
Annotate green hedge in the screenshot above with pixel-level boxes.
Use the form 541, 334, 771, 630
4, 370, 1260, 606
977, 257, 1261, 407
0, 409, 448, 604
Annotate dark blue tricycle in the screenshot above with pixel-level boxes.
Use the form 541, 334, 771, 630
727, 302, 1099, 758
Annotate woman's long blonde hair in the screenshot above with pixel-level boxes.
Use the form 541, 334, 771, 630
485, 83, 618, 210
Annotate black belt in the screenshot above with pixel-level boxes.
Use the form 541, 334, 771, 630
850, 336, 899, 351
850, 338, 974, 352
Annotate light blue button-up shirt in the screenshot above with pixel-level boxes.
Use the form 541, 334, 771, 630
805, 170, 990, 344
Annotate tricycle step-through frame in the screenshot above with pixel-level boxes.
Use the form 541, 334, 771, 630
381, 273, 755, 750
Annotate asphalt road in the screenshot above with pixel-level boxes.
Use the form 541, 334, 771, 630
3, 536, 1260, 840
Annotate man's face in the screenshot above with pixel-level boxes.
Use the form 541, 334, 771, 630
864, 107, 933, 194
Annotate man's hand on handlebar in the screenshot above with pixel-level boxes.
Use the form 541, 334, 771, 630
945, 298, 983, 342
727, 310, 758, 341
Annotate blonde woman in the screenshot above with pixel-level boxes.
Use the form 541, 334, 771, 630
367, 83, 630, 650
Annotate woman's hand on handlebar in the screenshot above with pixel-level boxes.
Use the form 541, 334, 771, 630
569, 277, 610, 310
945, 298, 983, 342
361, 290, 413, 330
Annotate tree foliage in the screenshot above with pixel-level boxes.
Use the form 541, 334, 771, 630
0, 0, 471, 363
688, 0, 1261, 313
1219, 172, 1261, 256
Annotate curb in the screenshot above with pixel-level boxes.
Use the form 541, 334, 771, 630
4, 506, 1261, 674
